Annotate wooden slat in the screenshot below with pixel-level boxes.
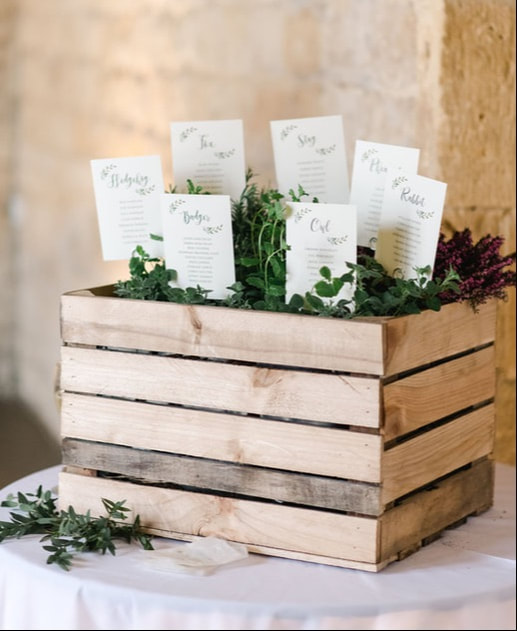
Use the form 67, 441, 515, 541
61, 393, 382, 482
61, 289, 386, 374
60, 346, 380, 428
132, 531, 389, 572
382, 405, 495, 503
383, 300, 496, 376
380, 459, 494, 561
62, 438, 383, 515
58, 471, 379, 563
383, 346, 495, 441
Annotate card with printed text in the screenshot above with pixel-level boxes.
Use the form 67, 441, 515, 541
285, 202, 357, 303
170, 120, 246, 200
375, 171, 447, 280
350, 140, 420, 249
160, 194, 236, 299
270, 115, 349, 203
91, 155, 164, 261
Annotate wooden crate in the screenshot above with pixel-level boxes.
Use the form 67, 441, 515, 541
58, 285, 497, 571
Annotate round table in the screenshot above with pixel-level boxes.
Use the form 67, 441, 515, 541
0, 464, 515, 630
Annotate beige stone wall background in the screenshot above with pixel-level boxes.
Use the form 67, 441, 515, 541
0, 0, 514, 462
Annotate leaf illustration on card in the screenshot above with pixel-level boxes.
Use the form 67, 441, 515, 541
327, 235, 348, 245
169, 199, 186, 213
100, 164, 117, 180
203, 224, 223, 235
294, 206, 313, 223
280, 124, 298, 140
361, 148, 378, 162
214, 148, 236, 159
135, 184, 156, 196
392, 175, 408, 189
315, 144, 336, 156
416, 209, 435, 220
179, 126, 198, 142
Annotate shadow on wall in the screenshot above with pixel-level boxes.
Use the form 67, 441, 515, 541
0, 399, 61, 488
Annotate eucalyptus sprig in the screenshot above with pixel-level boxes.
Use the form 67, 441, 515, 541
0, 486, 153, 571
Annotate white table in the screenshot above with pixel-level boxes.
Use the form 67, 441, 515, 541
0, 464, 515, 630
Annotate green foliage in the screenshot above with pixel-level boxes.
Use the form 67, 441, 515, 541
114, 172, 464, 318
350, 256, 461, 317
0, 486, 153, 571
115, 245, 212, 304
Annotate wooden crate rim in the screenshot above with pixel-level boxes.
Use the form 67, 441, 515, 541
62, 283, 490, 326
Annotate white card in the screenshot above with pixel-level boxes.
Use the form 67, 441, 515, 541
270, 115, 349, 203
375, 171, 447, 280
160, 194, 236, 299
91, 155, 164, 260
286, 202, 356, 302
170, 120, 246, 200
350, 140, 420, 249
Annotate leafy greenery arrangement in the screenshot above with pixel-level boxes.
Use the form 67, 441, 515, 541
115, 170, 515, 317
0, 487, 153, 571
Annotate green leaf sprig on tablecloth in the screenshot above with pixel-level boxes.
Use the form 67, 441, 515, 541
0, 486, 153, 571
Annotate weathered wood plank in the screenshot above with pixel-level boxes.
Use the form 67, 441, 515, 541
383, 346, 496, 441
58, 471, 380, 563
62, 438, 383, 515
382, 405, 495, 503
383, 300, 496, 376
61, 289, 386, 374
60, 345, 380, 427
61, 393, 382, 482
380, 459, 494, 561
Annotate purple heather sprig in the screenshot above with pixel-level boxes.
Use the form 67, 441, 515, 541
433, 228, 516, 309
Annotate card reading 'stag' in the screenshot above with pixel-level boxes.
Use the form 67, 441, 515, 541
270, 115, 349, 203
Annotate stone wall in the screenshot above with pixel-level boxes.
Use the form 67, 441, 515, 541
0, 0, 17, 395
0, 0, 514, 462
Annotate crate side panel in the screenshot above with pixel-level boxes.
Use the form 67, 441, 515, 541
61, 393, 382, 482
62, 438, 383, 515
60, 346, 380, 428
383, 346, 495, 441
58, 471, 379, 563
61, 292, 385, 374
382, 404, 495, 504
383, 301, 496, 376
380, 459, 494, 562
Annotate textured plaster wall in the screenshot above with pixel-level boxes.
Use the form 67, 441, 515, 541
0, 0, 17, 394
0, 0, 514, 462
439, 0, 516, 463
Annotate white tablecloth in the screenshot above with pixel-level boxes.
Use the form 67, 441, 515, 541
0, 464, 515, 630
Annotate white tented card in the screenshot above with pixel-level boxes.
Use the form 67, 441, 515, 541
91, 155, 164, 260
375, 171, 447, 280
286, 202, 356, 302
270, 115, 349, 203
160, 194, 236, 299
350, 140, 420, 249
170, 120, 246, 199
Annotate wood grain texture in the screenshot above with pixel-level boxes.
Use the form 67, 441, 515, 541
61, 393, 382, 482
62, 438, 383, 515
380, 459, 494, 561
60, 346, 380, 427
383, 346, 495, 441
58, 471, 379, 563
383, 300, 496, 376
61, 289, 385, 374
382, 404, 495, 503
